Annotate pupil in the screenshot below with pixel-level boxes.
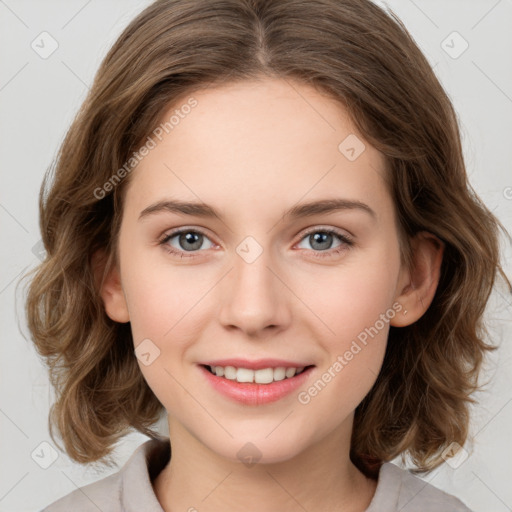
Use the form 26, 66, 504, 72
180, 232, 202, 251
311, 232, 332, 250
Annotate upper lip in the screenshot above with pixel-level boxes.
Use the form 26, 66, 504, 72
200, 358, 314, 370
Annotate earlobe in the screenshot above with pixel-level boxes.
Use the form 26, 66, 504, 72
91, 248, 130, 323
391, 231, 444, 327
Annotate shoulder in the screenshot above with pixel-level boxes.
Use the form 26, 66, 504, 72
42, 437, 170, 512
41, 471, 123, 512
366, 462, 473, 512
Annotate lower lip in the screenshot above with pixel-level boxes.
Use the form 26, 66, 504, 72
199, 365, 314, 406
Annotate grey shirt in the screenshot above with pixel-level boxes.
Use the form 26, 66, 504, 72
42, 438, 472, 511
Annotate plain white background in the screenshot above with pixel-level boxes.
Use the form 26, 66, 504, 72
1, 1, 511, 511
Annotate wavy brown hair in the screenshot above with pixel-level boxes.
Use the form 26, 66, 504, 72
23, 0, 510, 475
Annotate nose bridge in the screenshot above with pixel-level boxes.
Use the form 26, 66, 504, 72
217, 235, 289, 334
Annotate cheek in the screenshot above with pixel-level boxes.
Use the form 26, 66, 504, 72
123, 260, 210, 342
301, 245, 400, 343
295, 273, 396, 430
297, 244, 400, 398
123, 264, 204, 408
121, 256, 215, 401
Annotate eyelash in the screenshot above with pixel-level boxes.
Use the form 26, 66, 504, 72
158, 227, 354, 260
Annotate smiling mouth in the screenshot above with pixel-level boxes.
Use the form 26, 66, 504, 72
201, 364, 314, 384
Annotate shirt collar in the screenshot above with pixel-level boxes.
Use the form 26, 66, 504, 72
119, 437, 398, 512
121, 437, 170, 512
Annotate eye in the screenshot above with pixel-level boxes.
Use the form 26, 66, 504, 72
159, 228, 215, 258
295, 227, 353, 258
159, 226, 354, 260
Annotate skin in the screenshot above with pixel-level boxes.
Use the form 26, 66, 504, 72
98, 77, 443, 512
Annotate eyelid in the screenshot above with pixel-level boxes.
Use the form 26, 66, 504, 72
159, 226, 211, 240
297, 224, 353, 240
159, 226, 216, 244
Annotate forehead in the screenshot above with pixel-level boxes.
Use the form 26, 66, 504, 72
123, 78, 391, 224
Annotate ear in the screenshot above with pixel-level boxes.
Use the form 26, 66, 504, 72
91, 248, 130, 323
391, 231, 444, 327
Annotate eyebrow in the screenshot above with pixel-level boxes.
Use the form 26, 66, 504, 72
138, 198, 376, 221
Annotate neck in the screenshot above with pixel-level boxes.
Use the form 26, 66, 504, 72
153, 419, 377, 512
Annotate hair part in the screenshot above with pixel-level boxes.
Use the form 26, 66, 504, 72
23, 0, 510, 474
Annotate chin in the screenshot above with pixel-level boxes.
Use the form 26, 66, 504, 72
207, 431, 309, 466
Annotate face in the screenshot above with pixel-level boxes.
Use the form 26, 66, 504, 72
105, 77, 410, 465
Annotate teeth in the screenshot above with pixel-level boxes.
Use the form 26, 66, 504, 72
210, 365, 307, 384
273, 367, 286, 381
223, 366, 236, 380
237, 367, 256, 383
254, 368, 274, 384
285, 367, 296, 378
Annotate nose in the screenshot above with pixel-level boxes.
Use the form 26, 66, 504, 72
217, 245, 291, 337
